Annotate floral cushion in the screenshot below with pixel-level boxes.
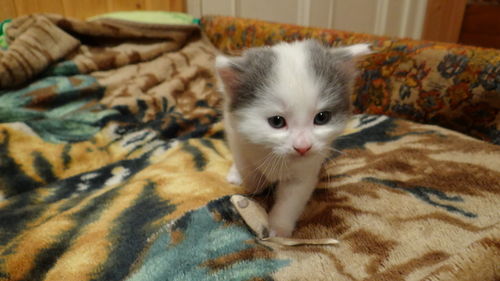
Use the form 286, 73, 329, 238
200, 16, 500, 144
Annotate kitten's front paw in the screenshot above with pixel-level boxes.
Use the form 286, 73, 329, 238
269, 219, 294, 238
269, 225, 293, 238
226, 164, 243, 185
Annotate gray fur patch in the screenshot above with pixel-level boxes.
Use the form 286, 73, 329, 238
306, 40, 352, 117
229, 47, 276, 111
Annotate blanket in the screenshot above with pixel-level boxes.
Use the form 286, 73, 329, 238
0, 14, 499, 281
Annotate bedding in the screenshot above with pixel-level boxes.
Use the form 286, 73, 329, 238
0, 14, 499, 281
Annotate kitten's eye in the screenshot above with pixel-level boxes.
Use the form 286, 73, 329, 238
314, 111, 332, 125
267, 116, 287, 129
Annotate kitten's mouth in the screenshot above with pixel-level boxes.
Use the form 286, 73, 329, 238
290, 151, 314, 158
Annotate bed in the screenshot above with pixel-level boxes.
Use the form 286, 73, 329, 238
0, 13, 499, 281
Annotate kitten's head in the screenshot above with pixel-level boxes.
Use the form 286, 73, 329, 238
216, 40, 371, 158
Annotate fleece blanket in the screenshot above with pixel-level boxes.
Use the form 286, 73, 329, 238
0, 14, 499, 281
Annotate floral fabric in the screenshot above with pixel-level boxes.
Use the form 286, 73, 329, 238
200, 16, 500, 144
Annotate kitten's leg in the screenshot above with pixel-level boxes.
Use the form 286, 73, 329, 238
233, 162, 269, 194
227, 163, 243, 185
268, 167, 320, 237
243, 169, 269, 195
228, 148, 269, 193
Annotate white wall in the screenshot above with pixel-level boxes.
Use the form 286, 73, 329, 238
187, 0, 428, 39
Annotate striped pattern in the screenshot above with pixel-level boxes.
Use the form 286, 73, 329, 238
0, 15, 79, 87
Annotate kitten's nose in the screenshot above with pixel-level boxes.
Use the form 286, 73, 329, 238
294, 145, 312, 156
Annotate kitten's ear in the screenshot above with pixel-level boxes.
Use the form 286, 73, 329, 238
330, 43, 372, 78
330, 43, 373, 58
215, 55, 244, 99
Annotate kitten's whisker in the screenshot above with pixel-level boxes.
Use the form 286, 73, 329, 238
261, 153, 278, 199
240, 152, 274, 196
317, 151, 336, 189
274, 154, 282, 183
280, 155, 288, 182
251, 152, 273, 175
256, 167, 269, 195
320, 152, 337, 167
326, 146, 345, 155
325, 167, 333, 189
267, 153, 279, 182
272, 154, 281, 180
278, 155, 284, 182
258, 152, 279, 195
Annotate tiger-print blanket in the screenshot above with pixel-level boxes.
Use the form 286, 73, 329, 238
0, 14, 499, 281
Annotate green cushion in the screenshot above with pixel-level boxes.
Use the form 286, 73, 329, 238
0, 19, 12, 49
88, 11, 197, 25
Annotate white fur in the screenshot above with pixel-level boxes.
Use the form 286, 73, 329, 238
226, 163, 243, 185
218, 41, 363, 237
215, 55, 232, 69
334, 43, 373, 56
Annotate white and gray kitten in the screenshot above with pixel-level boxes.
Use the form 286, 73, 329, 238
216, 40, 371, 237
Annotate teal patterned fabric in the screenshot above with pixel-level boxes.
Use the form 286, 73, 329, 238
0, 19, 11, 49
127, 197, 290, 281
0, 74, 117, 142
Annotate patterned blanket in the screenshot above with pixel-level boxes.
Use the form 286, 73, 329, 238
0, 14, 499, 281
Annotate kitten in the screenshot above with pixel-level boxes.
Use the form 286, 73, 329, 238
216, 40, 371, 237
